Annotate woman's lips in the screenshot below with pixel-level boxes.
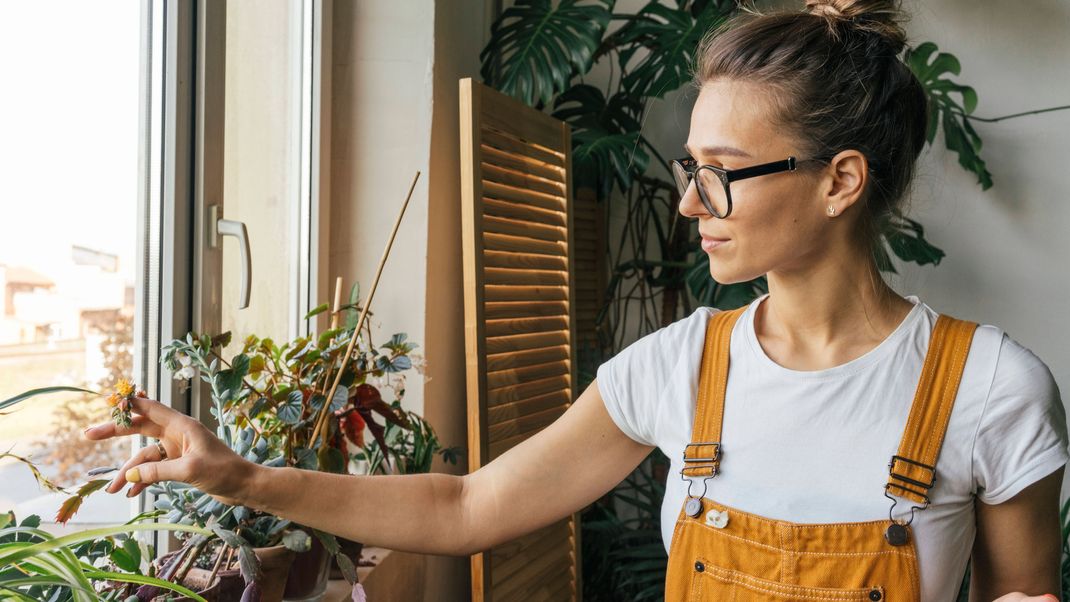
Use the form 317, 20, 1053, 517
701, 235, 729, 252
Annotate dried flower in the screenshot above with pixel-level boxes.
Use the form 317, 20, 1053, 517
108, 379, 139, 428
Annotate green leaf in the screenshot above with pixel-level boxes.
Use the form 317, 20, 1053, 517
0, 386, 99, 413
334, 552, 357, 585
304, 303, 330, 321
293, 447, 318, 470
278, 391, 304, 425
905, 41, 992, 189
880, 208, 946, 267
615, 1, 732, 99
480, 0, 613, 108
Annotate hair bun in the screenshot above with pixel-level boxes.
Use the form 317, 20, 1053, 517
804, 0, 908, 53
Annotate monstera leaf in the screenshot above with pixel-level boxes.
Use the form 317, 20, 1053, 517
875, 207, 946, 273
906, 41, 992, 190
615, 0, 733, 99
552, 83, 648, 198
479, 0, 613, 108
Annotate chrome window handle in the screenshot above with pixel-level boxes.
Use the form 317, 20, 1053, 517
208, 204, 251, 309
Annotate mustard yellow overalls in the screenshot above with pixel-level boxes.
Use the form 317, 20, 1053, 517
663, 304, 978, 601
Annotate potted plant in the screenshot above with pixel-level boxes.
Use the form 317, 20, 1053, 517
153, 281, 460, 599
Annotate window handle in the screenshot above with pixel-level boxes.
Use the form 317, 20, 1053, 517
208, 204, 251, 309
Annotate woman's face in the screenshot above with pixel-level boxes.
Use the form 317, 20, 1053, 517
678, 78, 846, 285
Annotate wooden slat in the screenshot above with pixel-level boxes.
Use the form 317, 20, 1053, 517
483, 180, 566, 214
481, 143, 565, 182
483, 197, 566, 228
495, 543, 573, 600
485, 316, 569, 338
482, 162, 567, 199
486, 359, 570, 390
486, 344, 569, 371
487, 375, 571, 408
483, 284, 568, 303
484, 300, 569, 319
483, 250, 568, 271
482, 214, 566, 243
485, 330, 569, 354
483, 125, 569, 166
485, 266, 568, 286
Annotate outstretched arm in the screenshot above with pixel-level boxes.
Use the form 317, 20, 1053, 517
85, 377, 655, 556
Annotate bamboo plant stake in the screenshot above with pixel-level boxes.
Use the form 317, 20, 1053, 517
308, 171, 421, 450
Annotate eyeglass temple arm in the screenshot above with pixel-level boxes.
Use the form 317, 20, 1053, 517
726, 158, 797, 182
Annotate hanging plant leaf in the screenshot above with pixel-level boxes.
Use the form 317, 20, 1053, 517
905, 41, 992, 189
615, 0, 732, 99
880, 207, 946, 267
480, 0, 613, 108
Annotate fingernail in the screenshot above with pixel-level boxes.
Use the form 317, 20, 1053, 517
83, 426, 94, 434
126, 467, 141, 483
126, 488, 137, 498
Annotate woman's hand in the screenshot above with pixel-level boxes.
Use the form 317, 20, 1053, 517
83, 395, 254, 507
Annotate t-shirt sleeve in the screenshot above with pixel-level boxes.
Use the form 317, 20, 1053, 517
972, 331, 1069, 505
595, 308, 713, 448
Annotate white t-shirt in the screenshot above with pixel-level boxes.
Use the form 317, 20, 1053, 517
596, 292, 1068, 601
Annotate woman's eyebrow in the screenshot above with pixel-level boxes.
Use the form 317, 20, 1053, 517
683, 142, 752, 158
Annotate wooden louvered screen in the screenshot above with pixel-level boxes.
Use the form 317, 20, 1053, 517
459, 77, 581, 602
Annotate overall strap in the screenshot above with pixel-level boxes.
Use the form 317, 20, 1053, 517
885, 313, 979, 506
681, 306, 748, 478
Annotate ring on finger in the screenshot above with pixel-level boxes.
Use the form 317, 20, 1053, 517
153, 439, 167, 460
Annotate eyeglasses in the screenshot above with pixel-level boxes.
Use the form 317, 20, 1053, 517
671, 154, 831, 218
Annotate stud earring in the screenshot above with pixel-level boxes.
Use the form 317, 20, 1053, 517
827, 205, 836, 216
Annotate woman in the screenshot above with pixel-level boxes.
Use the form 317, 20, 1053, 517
84, 0, 1066, 599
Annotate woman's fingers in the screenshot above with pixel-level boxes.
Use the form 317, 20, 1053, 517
84, 414, 162, 440
107, 439, 173, 494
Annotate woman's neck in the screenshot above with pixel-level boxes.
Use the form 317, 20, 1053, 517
754, 263, 914, 372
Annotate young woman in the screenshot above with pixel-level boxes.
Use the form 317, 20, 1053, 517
84, 0, 1067, 599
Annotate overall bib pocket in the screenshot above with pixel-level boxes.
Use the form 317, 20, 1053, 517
690, 559, 886, 602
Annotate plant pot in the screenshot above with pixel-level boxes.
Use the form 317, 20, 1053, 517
283, 535, 331, 601
327, 537, 364, 581
150, 543, 295, 602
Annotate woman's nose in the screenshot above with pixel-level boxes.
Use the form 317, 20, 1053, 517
677, 179, 708, 219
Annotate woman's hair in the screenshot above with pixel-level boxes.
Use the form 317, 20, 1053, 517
691, 0, 928, 265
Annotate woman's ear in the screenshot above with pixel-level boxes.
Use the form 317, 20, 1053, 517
821, 149, 868, 216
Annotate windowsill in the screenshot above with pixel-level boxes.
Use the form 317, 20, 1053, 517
324, 546, 428, 601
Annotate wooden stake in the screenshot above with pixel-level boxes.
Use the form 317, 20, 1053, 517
309, 171, 421, 448
330, 276, 344, 330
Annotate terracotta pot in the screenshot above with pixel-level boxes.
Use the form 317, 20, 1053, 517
254, 544, 298, 602
282, 535, 331, 600
150, 544, 295, 602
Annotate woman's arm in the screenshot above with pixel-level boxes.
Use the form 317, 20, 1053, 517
86, 377, 654, 556
970, 465, 1064, 602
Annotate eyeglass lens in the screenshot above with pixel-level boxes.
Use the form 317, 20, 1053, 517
672, 161, 729, 217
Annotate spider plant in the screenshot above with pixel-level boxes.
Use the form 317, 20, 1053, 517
0, 509, 213, 601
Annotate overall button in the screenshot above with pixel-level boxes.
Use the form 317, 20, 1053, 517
868, 589, 882, 601
694, 560, 705, 572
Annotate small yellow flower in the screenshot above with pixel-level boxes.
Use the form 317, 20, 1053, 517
115, 378, 135, 398
106, 393, 121, 407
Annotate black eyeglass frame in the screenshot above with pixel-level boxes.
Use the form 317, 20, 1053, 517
672, 155, 831, 218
